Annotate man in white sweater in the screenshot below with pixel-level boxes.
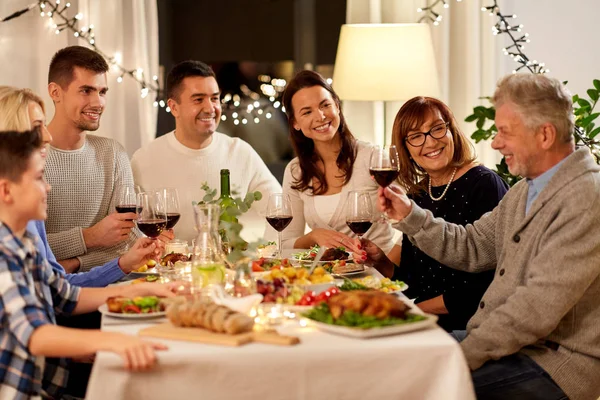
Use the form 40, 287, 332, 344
45, 46, 138, 272
131, 61, 281, 243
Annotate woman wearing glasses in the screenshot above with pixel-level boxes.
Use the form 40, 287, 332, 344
356, 96, 509, 331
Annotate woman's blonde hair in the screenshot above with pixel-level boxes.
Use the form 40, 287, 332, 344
0, 86, 46, 132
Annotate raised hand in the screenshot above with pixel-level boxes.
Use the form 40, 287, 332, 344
118, 238, 158, 273
378, 184, 412, 221
352, 238, 386, 265
83, 212, 136, 248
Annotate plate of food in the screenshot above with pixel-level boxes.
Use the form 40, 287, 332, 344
99, 296, 167, 319
291, 245, 353, 264
250, 257, 294, 272
321, 260, 368, 277
348, 276, 408, 293
256, 241, 277, 258
302, 290, 437, 338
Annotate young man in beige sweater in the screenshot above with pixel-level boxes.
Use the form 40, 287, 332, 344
370, 74, 600, 400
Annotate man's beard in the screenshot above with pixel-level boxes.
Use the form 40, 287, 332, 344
76, 118, 100, 131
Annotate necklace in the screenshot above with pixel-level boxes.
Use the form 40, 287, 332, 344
428, 167, 458, 201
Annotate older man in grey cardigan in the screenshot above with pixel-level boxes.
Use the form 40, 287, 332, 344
375, 74, 600, 400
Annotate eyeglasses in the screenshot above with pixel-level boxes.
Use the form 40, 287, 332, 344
405, 122, 449, 147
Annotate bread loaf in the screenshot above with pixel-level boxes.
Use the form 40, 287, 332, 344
167, 300, 254, 334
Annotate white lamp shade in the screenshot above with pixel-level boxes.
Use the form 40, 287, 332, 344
332, 23, 441, 101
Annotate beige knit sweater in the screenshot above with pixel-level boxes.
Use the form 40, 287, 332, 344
396, 147, 600, 400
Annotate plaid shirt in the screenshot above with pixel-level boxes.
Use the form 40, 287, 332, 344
0, 223, 80, 399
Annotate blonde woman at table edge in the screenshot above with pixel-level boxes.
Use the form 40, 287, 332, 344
280, 70, 395, 256
354, 97, 508, 331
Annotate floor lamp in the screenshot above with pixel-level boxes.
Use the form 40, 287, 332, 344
332, 23, 441, 146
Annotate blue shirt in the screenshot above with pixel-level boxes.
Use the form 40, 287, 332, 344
525, 158, 568, 215
27, 220, 125, 287
0, 222, 80, 399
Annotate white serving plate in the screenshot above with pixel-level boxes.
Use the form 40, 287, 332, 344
305, 313, 438, 339
98, 304, 166, 319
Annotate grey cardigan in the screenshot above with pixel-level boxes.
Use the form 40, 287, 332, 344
396, 147, 600, 400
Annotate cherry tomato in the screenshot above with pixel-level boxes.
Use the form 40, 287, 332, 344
339, 260, 346, 267
328, 287, 340, 296
282, 258, 289, 266
252, 262, 265, 272
123, 304, 141, 314
309, 252, 316, 258
257, 258, 265, 266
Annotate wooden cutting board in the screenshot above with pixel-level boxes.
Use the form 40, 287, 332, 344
139, 322, 300, 347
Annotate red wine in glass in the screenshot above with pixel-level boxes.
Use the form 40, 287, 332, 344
266, 215, 293, 232
116, 204, 138, 214
166, 212, 181, 229
137, 219, 167, 238
369, 168, 400, 188
266, 193, 293, 258
347, 219, 373, 236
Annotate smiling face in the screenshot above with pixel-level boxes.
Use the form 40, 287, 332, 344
405, 109, 454, 179
169, 76, 222, 142
492, 102, 542, 178
53, 66, 108, 132
27, 101, 52, 158
291, 85, 341, 144
11, 151, 51, 222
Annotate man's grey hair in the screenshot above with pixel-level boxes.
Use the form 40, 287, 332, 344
492, 73, 574, 144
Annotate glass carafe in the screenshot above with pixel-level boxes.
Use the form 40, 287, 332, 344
191, 204, 226, 289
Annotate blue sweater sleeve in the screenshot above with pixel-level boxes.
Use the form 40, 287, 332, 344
30, 220, 126, 287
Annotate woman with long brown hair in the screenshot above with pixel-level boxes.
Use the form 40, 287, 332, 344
280, 70, 394, 254
356, 96, 508, 331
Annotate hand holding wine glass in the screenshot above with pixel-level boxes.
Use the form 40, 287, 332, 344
115, 185, 138, 251
369, 145, 400, 222
136, 192, 168, 240
266, 193, 293, 258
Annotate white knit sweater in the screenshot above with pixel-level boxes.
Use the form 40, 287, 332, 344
281, 141, 395, 253
131, 131, 282, 243
44, 135, 135, 271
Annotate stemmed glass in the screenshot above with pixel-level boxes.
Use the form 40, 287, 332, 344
161, 187, 181, 231
369, 145, 400, 222
266, 193, 293, 258
115, 185, 137, 251
136, 191, 167, 240
345, 190, 374, 240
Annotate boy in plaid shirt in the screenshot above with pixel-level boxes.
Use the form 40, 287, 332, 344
0, 129, 176, 399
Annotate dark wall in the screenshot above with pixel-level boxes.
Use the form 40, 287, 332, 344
156, 0, 346, 137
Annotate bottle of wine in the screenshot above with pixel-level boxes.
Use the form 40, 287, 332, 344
218, 169, 238, 223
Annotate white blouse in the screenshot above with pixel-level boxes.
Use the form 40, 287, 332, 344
313, 192, 342, 226
281, 140, 395, 253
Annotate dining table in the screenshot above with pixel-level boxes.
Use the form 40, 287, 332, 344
85, 257, 476, 400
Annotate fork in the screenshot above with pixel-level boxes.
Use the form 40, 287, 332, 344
308, 246, 327, 276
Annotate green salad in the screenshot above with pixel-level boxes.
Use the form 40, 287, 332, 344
303, 303, 425, 329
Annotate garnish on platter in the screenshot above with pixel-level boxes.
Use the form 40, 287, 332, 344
303, 291, 425, 329
259, 266, 333, 285
348, 276, 407, 293
251, 257, 292, 272
106, 296, 165, 314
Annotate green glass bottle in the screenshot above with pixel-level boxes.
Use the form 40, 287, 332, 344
218, 169, 238, 223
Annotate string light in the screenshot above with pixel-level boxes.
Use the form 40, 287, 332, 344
418, 0, 548, 74
1, 1, 167, 111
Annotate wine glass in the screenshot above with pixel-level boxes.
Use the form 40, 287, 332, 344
266, 193, 293, 258
160, 187, 181, 231
369, 145, 400, 222
136, 191, 167, 240
346, 190, 374, 240
115, 185, 137, 251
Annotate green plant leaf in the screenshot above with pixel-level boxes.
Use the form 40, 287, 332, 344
579, 113, 600, 129
474, 106, 487, 114
590, 126, 600, 139
577, 98, 592, 109
465, 114, 478, 122
476, 118, 486, 129
587, 89, 599, 102
484, 107, 496, 120
594, 79, 600, 91
253, 191, 263, 201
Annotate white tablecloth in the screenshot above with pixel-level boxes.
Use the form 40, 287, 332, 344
87, 261, 474, 400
